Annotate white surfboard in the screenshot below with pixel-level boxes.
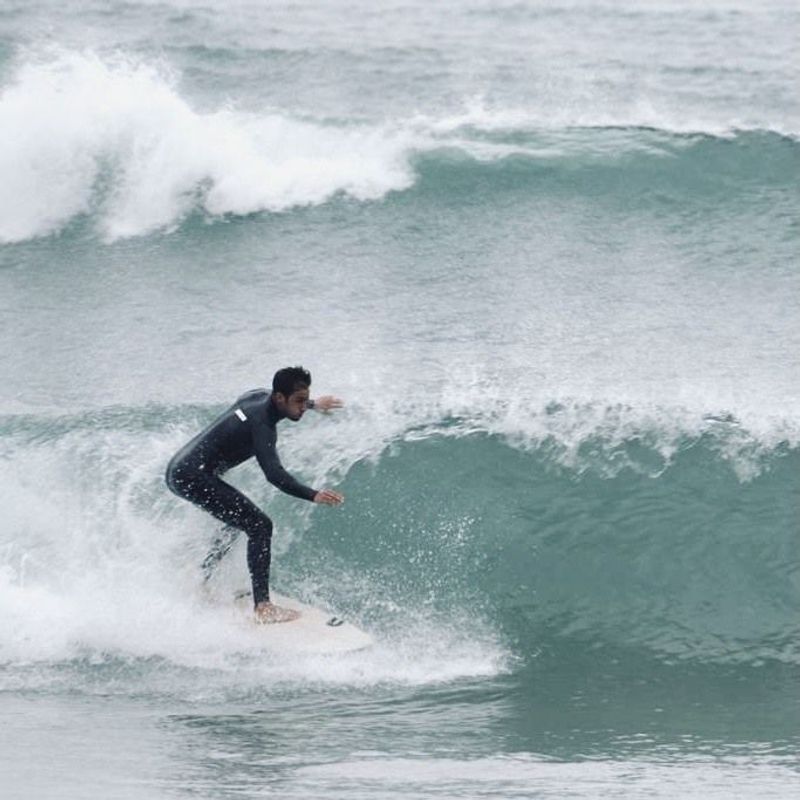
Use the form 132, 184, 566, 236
234, 590, 374, 654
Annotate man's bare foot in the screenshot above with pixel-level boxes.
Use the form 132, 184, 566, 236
254, 601, 301, 624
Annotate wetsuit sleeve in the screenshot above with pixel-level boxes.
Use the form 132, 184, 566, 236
253, 429, 317, 502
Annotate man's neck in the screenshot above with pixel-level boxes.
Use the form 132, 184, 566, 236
266, 393, 285, 423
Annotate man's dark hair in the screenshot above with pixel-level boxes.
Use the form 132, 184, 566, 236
272, 366, 311, 397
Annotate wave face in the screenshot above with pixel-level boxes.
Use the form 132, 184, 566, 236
326, 429, 799, 666
0, 50, 798, 242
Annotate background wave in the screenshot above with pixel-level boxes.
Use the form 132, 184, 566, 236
1, 51, 797, 243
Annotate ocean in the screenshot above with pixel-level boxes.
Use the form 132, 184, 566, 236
0, 1, 798, 797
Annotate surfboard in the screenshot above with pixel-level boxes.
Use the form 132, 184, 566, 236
234, 590, 374, 654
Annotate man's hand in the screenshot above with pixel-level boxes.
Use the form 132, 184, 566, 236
311, 395, 343, 413
314, 489, 344, 506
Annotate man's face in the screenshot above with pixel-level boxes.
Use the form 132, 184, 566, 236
275, 386, 310, 421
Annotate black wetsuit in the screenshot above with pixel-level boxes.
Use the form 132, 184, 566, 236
165, 389, 316, 606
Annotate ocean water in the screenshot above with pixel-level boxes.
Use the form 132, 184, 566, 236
1, 1, 798, 797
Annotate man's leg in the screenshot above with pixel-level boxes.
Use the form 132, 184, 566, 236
167, 468, 274, 606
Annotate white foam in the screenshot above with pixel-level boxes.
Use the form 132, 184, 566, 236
0, 421, 508, 688
0, 50, 416, 243
0, 563, 507, 691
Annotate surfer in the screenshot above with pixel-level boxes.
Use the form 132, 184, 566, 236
165, 366, 344, 623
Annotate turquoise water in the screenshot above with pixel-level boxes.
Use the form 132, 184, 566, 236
1, 2, 799, 797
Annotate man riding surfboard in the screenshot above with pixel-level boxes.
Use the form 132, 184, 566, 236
166, 366, 343, 623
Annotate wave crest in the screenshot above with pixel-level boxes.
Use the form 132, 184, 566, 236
0, 50, 415, 242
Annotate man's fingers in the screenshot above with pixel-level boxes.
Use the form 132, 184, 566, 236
315, 489, 344, 505
316, 395, 344, 412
